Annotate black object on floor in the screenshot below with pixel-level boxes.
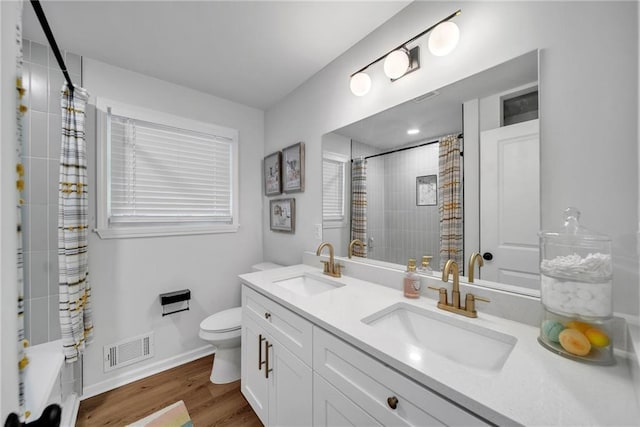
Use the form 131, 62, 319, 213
4, 404, 61, 427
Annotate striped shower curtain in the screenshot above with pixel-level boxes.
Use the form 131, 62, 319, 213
438, 134, 463, 271
350, 158, 367, 257
59, 83, 93, 363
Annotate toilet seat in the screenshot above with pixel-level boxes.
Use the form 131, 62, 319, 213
200, 306, 241, 333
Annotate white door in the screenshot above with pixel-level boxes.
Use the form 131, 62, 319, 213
313, 374, 383, 427
480, 119, 540, 290
240, 316, 268, 425
268, 338, 313, 426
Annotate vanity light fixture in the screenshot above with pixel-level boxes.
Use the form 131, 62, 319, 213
428, 21, 460, 57
383, 48, 411, 79
349, 9, 461, 96
350, 72, 372, 97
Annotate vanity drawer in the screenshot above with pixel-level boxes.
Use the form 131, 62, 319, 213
313, 327, 489, 427
242, 284, 312, 365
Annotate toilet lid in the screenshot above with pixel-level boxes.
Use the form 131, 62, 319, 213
200, 307, 242, 333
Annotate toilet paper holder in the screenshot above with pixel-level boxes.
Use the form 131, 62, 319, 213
159, 289, 191, 316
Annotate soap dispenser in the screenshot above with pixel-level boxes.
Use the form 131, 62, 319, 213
417, 255, 433, 275
403, 259, 421, 298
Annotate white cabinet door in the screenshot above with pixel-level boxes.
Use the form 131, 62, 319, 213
241, 316, 268, 425
241, 294, 312, 427
313, 373, 383, 427
268, 338, 312, 427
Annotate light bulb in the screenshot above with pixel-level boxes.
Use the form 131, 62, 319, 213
383, 49, 410, 79
428, 21, 460, 56
350, 72, 371, 96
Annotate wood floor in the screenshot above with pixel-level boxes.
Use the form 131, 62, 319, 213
76, 355, 262, 427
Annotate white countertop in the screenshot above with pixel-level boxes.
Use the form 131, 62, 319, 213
239, 264, 640, 426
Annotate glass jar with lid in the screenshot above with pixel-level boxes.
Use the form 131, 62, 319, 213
538, 207, 614, 364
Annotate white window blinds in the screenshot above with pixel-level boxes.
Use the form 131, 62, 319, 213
109, 114, 234, 224
322, 156, 345, 221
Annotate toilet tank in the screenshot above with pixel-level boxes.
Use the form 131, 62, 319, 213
251, 262, 283, 272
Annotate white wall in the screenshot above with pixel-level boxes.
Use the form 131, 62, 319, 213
0, 1, 20, 420
81, 59, 265, 390
264, 1, 639, 316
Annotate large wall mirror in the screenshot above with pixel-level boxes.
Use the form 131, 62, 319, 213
322, 50, 540, 296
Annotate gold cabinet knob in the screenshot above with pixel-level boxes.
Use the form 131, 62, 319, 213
387, 396, 398, 410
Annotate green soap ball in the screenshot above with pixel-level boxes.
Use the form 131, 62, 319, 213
542, 320, 565, 343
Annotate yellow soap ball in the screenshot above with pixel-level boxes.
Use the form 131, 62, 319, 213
565, 320, 591, 333
558, 328, 591, 356
584, 328, 610, 348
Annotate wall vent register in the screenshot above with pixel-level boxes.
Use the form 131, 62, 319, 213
103, 332, 154, 372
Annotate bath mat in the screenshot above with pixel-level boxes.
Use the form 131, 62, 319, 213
127, 400, 193, 427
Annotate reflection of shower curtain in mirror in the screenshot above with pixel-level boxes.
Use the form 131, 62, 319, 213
15, 3, 27, 418
350, 158, 368, 257
59, 83, 93, 363
438, 135, 463, 271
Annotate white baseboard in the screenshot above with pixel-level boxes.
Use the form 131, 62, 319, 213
82, 345, 215, 400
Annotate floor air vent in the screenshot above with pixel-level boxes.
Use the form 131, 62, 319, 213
104, 332, 154, 372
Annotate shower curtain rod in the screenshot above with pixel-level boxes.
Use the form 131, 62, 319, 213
355, 133, 463, 161
30, 0, 74, 94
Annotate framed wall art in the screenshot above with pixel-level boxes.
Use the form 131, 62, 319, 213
416, 175, 437, 206
264, 151, 282, 196
270, 198, 295, 233
283, 142, 305, 193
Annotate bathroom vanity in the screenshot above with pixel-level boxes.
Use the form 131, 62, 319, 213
239, 263, 640, 426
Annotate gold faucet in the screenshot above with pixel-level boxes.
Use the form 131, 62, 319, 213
468, 252, 484, 283
316, 242, 342, 278
428, 259, 490, 318
348, 239, 365, 258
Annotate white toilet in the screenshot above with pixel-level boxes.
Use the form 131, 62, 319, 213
199, 262, 282, 384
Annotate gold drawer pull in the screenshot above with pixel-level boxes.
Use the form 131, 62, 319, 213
387, 396, 398, 410
265, 341, 273, 379
258, 334, 266, 370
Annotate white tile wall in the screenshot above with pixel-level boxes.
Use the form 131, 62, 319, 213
22, 39, 82, 345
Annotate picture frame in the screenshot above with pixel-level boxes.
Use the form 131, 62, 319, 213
282, 142, 305, 193
416, 175, 437, 206
264, 151, 282, 196
270, 198, 295, 233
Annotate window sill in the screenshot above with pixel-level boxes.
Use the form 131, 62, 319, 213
95, 224, 239, 239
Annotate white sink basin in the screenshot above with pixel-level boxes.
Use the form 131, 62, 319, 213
273, 273, 345, 297
362, 303, 517, 372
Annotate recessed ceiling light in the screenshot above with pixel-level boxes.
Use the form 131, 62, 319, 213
407, 129, 420, 135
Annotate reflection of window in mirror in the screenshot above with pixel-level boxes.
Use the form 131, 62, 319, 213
501, 87, 538, 126
322, 152, 347, 226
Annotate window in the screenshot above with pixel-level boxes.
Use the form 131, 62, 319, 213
96, 98, 238, 238
322, 152, 347, 224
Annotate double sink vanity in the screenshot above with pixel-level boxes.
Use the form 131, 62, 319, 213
239, 248, 640, 426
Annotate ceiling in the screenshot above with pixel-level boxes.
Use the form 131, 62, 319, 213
334, 50, 539, 149
22, 1, 410, 110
